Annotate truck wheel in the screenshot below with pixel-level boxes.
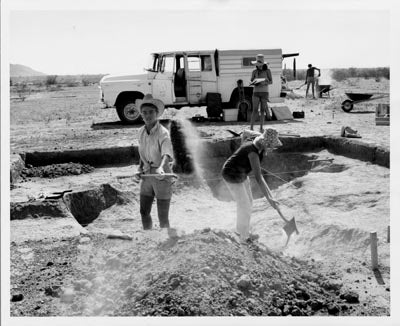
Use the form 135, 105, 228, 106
116, 101, 143, 124
341, 100, 354, 112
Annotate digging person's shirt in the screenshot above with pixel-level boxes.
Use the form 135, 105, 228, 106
138, 122, 174, 173
222, 142, 264, 183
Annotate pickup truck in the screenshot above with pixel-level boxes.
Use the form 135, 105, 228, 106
99, 48, 287, 123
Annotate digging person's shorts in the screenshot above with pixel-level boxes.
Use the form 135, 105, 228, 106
306, 77, 315, 85
140, 168, 173, 200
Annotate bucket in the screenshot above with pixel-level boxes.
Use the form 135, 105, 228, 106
223, 108, 239, 122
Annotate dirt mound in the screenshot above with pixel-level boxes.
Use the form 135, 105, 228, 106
114, 229, 351, 316
9, 228, 364, 317
21, 163, 94, 179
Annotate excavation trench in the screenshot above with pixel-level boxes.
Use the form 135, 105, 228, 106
11, 124, 389, 185
10, 121, 390, 262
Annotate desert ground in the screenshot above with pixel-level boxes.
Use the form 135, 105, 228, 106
8, 77, 390, 316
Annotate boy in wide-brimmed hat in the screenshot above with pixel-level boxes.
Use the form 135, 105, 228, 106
250, 54, 273, 132
135, 94, 174, 230
221, 128, 282, 242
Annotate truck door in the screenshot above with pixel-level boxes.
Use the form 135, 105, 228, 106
199, 54, 217, 100
152, 55, 175, 105
186, 55, 202, 104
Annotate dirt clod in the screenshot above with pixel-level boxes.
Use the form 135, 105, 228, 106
11, 294, 24, 302
237, 274, 252, 291
327, 304, 340, 315
340, 291, 360, 303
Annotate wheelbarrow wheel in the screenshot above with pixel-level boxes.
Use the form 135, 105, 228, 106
341, 100, 354, 112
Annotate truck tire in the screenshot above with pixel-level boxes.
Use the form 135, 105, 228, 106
235, 96, 252, 121
116, 101, 143, 124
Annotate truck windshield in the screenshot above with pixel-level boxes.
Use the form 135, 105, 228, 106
146, 54, 159, 72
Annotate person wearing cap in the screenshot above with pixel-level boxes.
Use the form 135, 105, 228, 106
135, 94, 174, 230
250, 54, 273, 132
305, 64, 321, 99
221, 128, 282, 242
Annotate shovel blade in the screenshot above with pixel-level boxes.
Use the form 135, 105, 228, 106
282, 218, 299, 247
283, 217, 299, 237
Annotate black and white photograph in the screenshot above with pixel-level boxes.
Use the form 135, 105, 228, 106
1, 0, 399, 325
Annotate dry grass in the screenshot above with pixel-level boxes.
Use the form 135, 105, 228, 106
10, 85, 102, 125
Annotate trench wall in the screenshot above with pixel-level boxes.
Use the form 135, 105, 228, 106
10, 136, 389, 184
201, 136, 389, 167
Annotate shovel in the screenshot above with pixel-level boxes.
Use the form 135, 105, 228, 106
294, 84, 306, 90
140, 173, 177, 178
275, 205, 299, 246
117, 173, 178, 184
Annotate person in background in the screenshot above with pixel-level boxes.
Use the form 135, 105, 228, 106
250, 54, 273, 132
221, 128, 282, 243
135, 94, 174, 230
305, 64, 321, 99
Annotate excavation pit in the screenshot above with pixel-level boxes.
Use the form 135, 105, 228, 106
9, 116, 390, 262
9, 137, 390, 317
11, 141, 389, 261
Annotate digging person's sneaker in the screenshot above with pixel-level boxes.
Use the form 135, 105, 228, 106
248, 233, 260, 241
240, 233, 260, 244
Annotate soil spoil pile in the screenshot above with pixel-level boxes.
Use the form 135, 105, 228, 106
21, 162, 95, 179
11, 227, 359, 316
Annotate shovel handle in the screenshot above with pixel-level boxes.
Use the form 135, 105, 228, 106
276, 205, 289, 224
117, 173, 178, 179
141, 173, 178, 178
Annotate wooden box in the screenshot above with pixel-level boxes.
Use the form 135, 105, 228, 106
375, 104, 390, 126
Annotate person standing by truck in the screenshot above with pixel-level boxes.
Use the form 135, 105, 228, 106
135, 94, 174, 230
250, 54, 273, 132
305, 64, 321, 99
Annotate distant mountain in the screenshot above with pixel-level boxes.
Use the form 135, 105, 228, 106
10, 64, 46, 77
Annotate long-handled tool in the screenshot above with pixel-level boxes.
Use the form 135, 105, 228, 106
140, 173, 178, 178
259, 167, 299, 245
294, 83, 306, 90
226, 129, 301, 139
116, 173, 178, 183
44, 190, 73, 200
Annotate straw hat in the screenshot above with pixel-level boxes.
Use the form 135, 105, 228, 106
254, 128, 283, 149
252, 54, 266, 67
135, 94, 165, 118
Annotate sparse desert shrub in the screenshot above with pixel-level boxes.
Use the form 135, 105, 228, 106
332, 67, 389, 82
66, 81, 78, 87
331, 69, 347, 82
46, 75, 58, 87
82, 78, 91, 86
16, 82, 30, 101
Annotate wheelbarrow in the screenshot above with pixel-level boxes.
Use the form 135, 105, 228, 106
317, 84, 334, 98
341, 92, 390, 112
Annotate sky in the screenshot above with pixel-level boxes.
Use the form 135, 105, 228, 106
7, 4, 391, 75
